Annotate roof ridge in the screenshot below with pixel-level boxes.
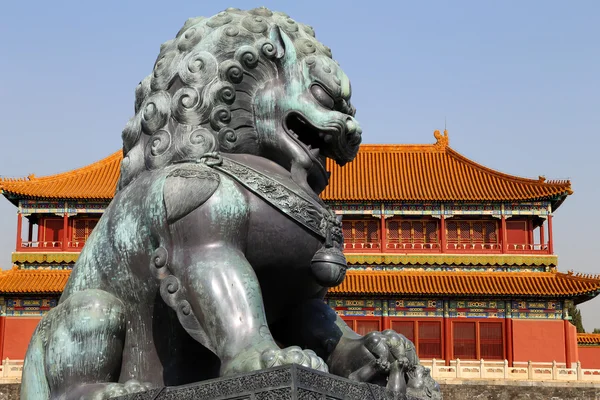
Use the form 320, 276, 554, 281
14, 151, 122, 183
346, 270, 600, 282
444, 147, 572, 190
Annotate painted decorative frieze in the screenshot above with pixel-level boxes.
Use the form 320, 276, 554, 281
20, 200, 109, 215
327, 201, 551, 217
510, 299, 563, 320
2, 297, 59, 316
327, 298, 383, 316
388, 299, 444, 317
447, 300, 506, 318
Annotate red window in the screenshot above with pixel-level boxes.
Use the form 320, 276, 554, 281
355, 320, 380, 336
452, 321, 504, 360
391, 320, 415, 343
343, 318, 382, 336
42, 218, 64, 246
446, 220, 498, 244
390, 320, 442, 359
453, 322, 477, 359
506, 220, 528, 245
72, 218, 99, 243
418, 322, 442, 359
480, 322, 503, 359
386, 220, 438, 244
342, 220, 379, 244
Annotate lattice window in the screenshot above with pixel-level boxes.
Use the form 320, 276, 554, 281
446, 221, 459, 242
391, 321, 415, 343
355, 320, 380, 336
71, 219, 99, 242
418, 321, 442, 359
387, 221, 399, 241
342, 220, 379, 244
485, 221, 497, 243
387, 220, 439, 244
366, 222, 379, 242
425, 221, 438, 243
400, 221, 412, 242
453, 322, 477, 359
446, 220, 499, 244
479, 322, 503, 359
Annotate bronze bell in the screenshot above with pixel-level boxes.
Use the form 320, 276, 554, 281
310, 245, 347, 287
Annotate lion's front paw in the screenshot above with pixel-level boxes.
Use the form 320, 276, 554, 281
103, 380, 153, 398
222, 345, 328, 376
68, 379, 154, 400
261, 346, 328, 372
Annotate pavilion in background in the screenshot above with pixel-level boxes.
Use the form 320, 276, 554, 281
1, 130, 599, 369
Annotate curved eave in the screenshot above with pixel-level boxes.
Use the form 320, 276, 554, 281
323, 140, 572, 204
0, 151, 121, 202
328, 270, 600, 303
0, 267, 70, 294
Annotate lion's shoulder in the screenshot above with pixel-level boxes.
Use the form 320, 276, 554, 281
163, 163, 221, 224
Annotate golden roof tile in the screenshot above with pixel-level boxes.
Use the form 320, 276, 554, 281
577, 334, 600, 345
329, 270, 600, 298
323, 131, 572, 202
0, 151, 121, 200
0, 266, 70, 294
0, 131, 572, 203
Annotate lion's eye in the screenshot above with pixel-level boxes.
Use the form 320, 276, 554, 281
310, 84, 335, 110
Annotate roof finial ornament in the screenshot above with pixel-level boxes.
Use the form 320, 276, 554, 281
433, 128, 449, 148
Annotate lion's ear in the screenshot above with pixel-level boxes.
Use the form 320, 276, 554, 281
269, 25, 297, 67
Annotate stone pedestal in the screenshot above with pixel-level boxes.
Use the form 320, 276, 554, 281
115, 364, 421, 399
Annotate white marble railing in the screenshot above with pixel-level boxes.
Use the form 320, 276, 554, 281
2, 358, 599, 383
421, 359, 600, 382
0, 359, 23, 383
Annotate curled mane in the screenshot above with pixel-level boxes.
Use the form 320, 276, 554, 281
117, 7, 335, 190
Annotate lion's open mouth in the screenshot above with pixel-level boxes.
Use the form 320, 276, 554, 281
284, 112, 338, 171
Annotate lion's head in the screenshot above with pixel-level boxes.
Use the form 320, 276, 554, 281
117, 7, 361, 196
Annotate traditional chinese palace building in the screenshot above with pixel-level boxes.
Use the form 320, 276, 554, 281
1, 131, 599, 368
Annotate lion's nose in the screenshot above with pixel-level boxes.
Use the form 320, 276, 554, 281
346, 117, 362, 145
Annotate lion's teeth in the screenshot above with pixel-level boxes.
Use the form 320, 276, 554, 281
310, 148, 320, 157
307, 144, 312, 149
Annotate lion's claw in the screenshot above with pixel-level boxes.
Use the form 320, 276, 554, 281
261, 346, 328, 372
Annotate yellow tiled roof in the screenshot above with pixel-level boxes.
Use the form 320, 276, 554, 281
323, 131, 572, 202
0, 132, 572, 203
0, 266, 70, 294
577, 334, 600, 345
0, 151, 121, 200
329, 270, 600, 297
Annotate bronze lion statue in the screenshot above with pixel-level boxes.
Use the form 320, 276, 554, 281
21, 8, 440, 399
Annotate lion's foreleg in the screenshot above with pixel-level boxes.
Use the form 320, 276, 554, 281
164, 244, 277, 368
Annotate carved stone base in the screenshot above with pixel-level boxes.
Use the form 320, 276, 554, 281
114, 364, 426, 399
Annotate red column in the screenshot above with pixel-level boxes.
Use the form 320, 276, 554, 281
27, 220, 33, 242
380, 215, 386, 252
564, 319, 575, 368
0, 316, 5, 360
505, 318, 513, 366
540, 221, 545, 248
440, 215, 446, 253
501, 215, 507, 253
16, 213, 23, 250
62, 213, 69, 250
548, 214, 554, 254
444, 317, 452, 365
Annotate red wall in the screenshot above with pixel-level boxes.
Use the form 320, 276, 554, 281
578, 346, 600, 369
1, 317, 41, 359
512, 319, 566, 363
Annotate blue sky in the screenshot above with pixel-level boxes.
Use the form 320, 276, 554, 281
0, 1, 599, 329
